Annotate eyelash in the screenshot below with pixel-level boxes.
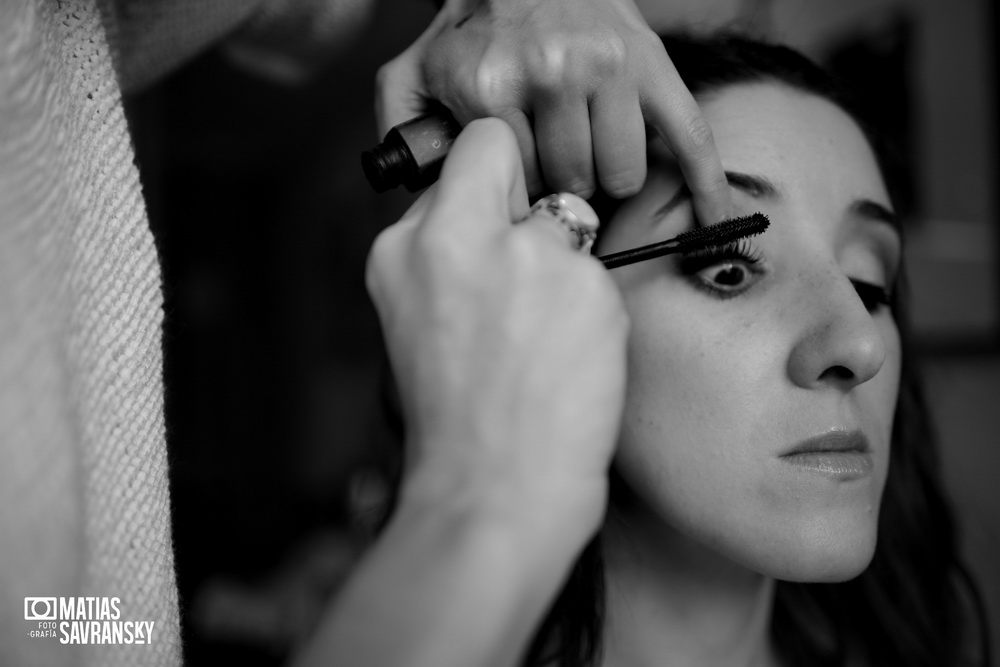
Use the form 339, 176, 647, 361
677, 240, 764, 299
850, 279, 893, 312
677, 242, 894, 312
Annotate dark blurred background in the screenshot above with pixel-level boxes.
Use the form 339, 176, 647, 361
124, 0, 999, 664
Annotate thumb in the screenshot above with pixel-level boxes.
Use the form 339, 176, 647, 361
375, 47, 428, 138
421, 118, 530, 239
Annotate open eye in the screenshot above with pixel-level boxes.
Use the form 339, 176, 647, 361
677, 240, 764, 299
697, 261, 756, 292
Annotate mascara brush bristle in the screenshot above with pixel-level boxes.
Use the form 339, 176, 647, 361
598, 211, 770, 270
672, 212, 770, 254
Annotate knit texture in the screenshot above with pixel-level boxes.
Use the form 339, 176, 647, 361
1, 0, 377, 662
1, 0, 179, 664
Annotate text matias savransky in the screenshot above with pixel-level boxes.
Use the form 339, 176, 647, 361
24, 596, 155, 645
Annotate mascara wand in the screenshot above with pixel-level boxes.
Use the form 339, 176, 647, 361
598, 213, 770, 269
361, 112, 771, 268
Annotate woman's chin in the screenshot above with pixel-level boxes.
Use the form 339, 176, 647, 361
745, 527, 879, 583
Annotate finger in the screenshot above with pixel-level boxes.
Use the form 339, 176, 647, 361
495, 109, 545, 201
590, 86, 647, 198
375, 10, 455, 136
532, 96, 596, 198
375, 48, 427, 137
640, 52, 732, 225
421, 117, 529, 239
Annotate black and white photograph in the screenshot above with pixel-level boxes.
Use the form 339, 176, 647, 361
2, 0, 997, 665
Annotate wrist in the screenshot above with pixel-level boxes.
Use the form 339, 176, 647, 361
392, 464, 607, 645
297, 458, 606, 666
398, 459, 608, 556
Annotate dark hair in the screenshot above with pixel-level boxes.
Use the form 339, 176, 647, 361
522, 33, 991, 667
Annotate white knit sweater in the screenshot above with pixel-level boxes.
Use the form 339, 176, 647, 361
0, 0, 372, 664
0, 0, 179, 663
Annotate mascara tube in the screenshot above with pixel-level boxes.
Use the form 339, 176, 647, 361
362, 110, 462, 193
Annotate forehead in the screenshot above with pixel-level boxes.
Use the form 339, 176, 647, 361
651, 82, 889, 204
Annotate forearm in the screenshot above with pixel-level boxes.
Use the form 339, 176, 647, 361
312, 118, 625, 666
291, 469, 605, 667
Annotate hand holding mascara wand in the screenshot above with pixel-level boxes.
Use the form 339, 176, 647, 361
362, 111, 770, 266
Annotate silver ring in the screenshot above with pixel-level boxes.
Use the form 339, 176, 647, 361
525, 192, 600, 254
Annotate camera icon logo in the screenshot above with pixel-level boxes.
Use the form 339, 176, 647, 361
24, 598, 57, 621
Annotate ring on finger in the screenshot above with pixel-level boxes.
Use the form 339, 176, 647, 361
523, 192, 600, 254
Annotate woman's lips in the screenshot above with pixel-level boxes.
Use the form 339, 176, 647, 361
780, 430, 873, 480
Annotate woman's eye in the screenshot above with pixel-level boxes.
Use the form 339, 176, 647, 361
698, 261, 754, 291
676, 239, 764, 298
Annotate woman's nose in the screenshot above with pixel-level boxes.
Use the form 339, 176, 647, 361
786, 271, 887, 391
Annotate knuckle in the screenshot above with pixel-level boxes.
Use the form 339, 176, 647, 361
682, 113, 717, 156
589, 31, 629, 77
471, 54, 513, 112
600, 167, 645, 198
527, 36, 576, 88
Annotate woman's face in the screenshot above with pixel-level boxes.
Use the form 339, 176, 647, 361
598, 82, 902, 582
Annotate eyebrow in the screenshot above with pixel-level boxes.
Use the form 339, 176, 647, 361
725, 171, 780, 199
651, 171, 900, 237
651, 171, 780, 223
851, 199, 901, 236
